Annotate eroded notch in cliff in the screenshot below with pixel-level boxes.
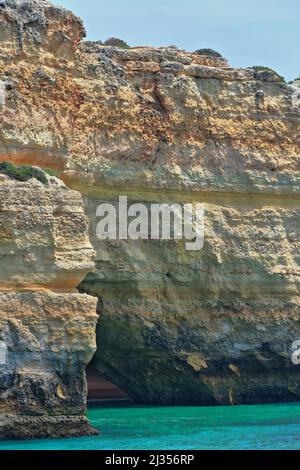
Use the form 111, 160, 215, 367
78, 291, 131, 404
86, 362, 130, 404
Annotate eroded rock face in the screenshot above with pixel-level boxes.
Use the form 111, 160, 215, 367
80, 199, 300, 405
0, 175, 95, 290
0, 0, 299, 408
0, 175, 98, 439
0, 0, 85, 58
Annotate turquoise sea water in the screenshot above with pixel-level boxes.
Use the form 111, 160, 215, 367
1, 402, 300, 450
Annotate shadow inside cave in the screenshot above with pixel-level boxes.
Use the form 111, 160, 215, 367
86, 362, 131, 405
80, 277, 132, 405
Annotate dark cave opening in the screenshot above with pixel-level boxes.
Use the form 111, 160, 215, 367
79, 279, 131, 404
86, 361, 130, 404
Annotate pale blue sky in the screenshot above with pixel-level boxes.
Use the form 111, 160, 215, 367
54, 0, 299, 81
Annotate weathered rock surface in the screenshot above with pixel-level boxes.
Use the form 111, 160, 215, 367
0, 174, 95, 291
0, 175, 98, 438
0, 0, 299, 413
0, 0, 84, 58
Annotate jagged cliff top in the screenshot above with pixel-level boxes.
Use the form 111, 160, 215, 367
0, 0, 298, 197
0, 0, 85, 57
0, 0, 288, 76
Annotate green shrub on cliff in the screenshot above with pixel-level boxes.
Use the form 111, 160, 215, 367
104, 37, 129, 48
194, 48, 223, 58
43, 167, 59, 178
288, 76, 300, 84
250, 66, 285, 83
0, 161, 48, 184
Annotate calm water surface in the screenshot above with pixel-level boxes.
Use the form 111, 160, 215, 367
1, 402, 300, 450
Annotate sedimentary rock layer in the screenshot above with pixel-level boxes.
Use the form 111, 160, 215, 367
0, 0, 299, 409
0, 175, 98, 438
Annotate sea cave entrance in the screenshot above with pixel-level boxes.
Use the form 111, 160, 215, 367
79, 276, 131, 404
86, 361, 130, 404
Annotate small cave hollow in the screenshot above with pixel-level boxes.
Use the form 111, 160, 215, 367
86, 359, 131, 404
79, 271, 131, 404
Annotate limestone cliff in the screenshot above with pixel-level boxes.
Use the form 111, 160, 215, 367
0, 173, 98, 439
0, 0, 299, 422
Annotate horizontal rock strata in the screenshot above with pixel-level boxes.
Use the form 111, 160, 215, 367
0, 0, 299, 413
0, 175, 98, 438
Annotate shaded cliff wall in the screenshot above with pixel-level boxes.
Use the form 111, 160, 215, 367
0, 0, 299, 407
